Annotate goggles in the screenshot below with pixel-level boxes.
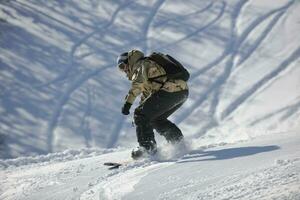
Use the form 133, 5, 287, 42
117, 54, 128, 71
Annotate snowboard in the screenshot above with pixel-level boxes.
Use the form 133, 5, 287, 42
103, 142, 187, 170
104, 149, 157, 169
103, 161, 130, 170
103, 154, 157, 170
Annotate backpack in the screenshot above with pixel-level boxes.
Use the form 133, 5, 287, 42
146, 52, 190, 81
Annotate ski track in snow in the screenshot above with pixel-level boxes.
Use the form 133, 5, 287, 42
175, 0, 249, 125
43, 0, 297, 150
175, 0, 296, 127
1, 131, 299, 200
44, 0, 167, 151
1, 0, 299, 185
80, 87, 93, 148
141, 0, 165, 53
45, 66, 111, 152
202, 159, 300, 200
158, 1, 226, 51
106, 0, 165, 149
1, 0, 300, 199
221, 45, 300, 119
155, 158, 300, 200
81, 161, 171, 200
44, 1, 137, 152
38, 0, 136, 87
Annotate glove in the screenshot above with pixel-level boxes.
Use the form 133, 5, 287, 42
122, 102, 132, 115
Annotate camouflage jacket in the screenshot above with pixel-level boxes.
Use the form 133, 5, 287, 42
125, 58, 188, 105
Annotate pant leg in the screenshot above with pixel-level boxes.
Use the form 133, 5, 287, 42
151, 103, 185, 142
134, 90, 188, 146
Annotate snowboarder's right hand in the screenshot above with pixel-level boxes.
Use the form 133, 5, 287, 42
122, 102, 132, 115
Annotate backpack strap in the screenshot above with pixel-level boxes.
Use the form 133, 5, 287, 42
148, 74, 167, 82
142, 57, 168, 85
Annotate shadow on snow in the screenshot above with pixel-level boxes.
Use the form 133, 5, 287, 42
178, 145, 280, 163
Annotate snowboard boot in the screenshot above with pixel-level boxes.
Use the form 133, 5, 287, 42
131, 141, 157, 160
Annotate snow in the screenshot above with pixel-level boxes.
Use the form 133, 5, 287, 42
1, 132, 299, 200
1, 0, 300, 199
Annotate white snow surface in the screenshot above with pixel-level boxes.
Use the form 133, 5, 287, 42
1, 131, 299, 200
1, 0, 300, 199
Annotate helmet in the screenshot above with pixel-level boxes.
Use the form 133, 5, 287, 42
128, 50, 144, 66
117, 50, 144, 80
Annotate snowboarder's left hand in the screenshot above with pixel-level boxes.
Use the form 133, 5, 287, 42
122, 102, 132, 115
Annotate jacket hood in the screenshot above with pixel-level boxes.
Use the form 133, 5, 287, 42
127, 49, 144, 80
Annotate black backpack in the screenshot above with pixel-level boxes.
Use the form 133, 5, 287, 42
146, 52, 190, 81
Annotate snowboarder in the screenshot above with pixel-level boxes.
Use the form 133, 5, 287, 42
117, 50, 189, 159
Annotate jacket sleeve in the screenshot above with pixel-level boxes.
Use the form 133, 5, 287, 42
125, 81, 143, 104
124, 65, 145, 104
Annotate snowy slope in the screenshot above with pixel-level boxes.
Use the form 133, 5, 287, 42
1, 0, 299, 158
1, 131, 299, 200
0, 0, 300, 199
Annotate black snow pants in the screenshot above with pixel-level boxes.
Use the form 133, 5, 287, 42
134, 90, 189, 148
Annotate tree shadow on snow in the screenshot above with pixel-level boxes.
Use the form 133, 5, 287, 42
178, 145, 280, 163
